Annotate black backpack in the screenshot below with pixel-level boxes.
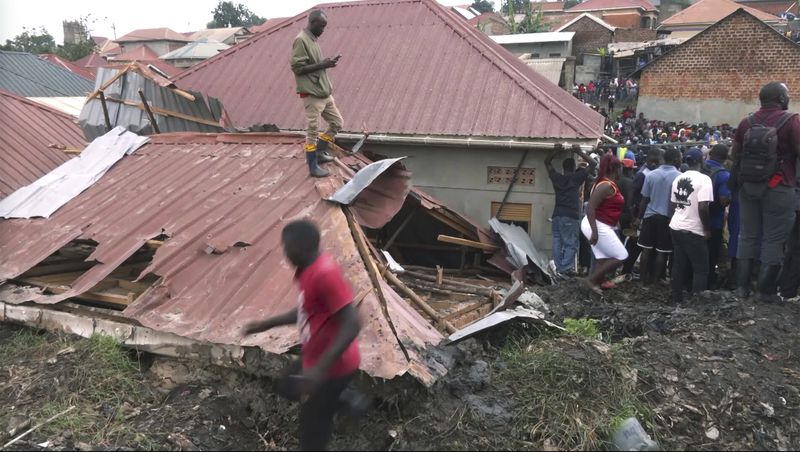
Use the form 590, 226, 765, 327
738, 112, 797, 183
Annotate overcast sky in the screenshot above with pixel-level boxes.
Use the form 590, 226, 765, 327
0, 0, 484, 43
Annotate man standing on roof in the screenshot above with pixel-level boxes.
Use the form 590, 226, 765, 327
290, 9, 343, 178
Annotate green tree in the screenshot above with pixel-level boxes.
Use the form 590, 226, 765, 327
518, 3, 550, 33
0, 27, 56, 54
501, 0, 530, 12
565, 0, 583, 8
207, 1, 266, 28
471, 0, 495, 13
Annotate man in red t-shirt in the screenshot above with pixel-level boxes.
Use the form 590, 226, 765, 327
243, 220, 361, 451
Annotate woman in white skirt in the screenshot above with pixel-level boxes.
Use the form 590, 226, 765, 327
581, 153, 629, 293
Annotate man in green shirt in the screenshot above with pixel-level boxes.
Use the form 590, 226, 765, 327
290, 9, 344, 178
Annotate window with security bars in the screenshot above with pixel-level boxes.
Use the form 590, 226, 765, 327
487, 167, 536, 185
491, 202, 532, 232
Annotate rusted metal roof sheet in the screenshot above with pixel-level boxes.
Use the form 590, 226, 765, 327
0, 133, 443, 382
175, 0, 604, 140
0, 89, 84, 198
116, 28, 192, 43
567, 0, 657, 11
660, 0, 782, 25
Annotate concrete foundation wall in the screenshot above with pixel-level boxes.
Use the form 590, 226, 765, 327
364, 143, 592, 255
637, 95, 760, 125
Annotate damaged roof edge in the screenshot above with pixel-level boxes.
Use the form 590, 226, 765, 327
298, 131, 600, 151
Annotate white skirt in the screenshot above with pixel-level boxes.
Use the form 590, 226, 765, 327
581, 217, 629, 261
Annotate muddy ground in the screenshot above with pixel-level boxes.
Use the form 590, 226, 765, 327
1, 279, 799, 451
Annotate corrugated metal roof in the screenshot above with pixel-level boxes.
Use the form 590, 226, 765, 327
0, 50, 94, 97
249, 18, 291, 34
160, 40, 231, 60
110, 46, 162, 62
556, 12, 618, 31
116, 28, 193, 43
37, 54, 96, 81
175, 0, 604, 140
27, 96, 87, 116
530, 1, 567, 12
0, 132, 444, 382
521, 58, 566, 86
189, 27, 249, 43
490, 32, 575, 44
0, 89, 84, 198
78, 63, 225, 140
567, 0, 658, 11
660, 0, 782, 25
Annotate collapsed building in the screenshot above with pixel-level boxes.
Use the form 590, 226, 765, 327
1, 0, 585, 386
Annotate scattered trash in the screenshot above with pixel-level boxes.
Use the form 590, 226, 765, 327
760, 402, 775, 418
612, 417, 659, 451
705, 426, 720, 440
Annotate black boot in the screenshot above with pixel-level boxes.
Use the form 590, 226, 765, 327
306, 149, 330, 178
735, 258, 752, 299
756, 264, 782, 303
316, 139, 335, 163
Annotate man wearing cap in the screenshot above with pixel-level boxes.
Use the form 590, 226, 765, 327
546, 145, 598, 276
669, 148, 714, 303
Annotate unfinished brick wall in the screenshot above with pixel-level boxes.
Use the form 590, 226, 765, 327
563, 15, 614, 63
639, 10, 800, 102
614, 28, 658, 42
601, 12, 643, 29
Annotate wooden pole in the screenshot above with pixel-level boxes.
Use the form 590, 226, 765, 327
383, 210, 416, 251
401, 270, 492, 291
138, 89, 161, 134
384, 270, 457, 334
98, 91, 112, 131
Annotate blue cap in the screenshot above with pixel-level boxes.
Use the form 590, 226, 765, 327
685, 147, 704, 164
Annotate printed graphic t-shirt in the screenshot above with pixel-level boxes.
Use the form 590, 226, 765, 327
296, 253, 360, 377
669, 170, 714, 237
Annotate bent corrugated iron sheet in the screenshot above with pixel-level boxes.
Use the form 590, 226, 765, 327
0, 133, 445, 383
78, 63, 226, 141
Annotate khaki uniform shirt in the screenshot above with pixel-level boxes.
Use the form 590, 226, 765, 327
290, 28, 333, 98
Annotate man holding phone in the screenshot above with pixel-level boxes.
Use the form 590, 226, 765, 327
290, 9, 344, 178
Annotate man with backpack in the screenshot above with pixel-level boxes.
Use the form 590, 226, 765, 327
731, 82, 800, 302
702, 144, 732, 288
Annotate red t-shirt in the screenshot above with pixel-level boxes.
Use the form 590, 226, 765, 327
296, 253, 360, 377
734, 105, 800, 187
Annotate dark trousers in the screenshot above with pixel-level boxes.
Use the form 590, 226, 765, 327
671, 229, 709, 302
707, 228, 725, 288
779, 215, 800, 298
274, 360, 353, 451
299, 373, 353, 451
738, 182, 795, 265
621, 234, 642, 274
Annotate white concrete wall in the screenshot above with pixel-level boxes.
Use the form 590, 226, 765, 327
637, 96, 760, 125
364, 144, 592, 254
500, 41, 571, 58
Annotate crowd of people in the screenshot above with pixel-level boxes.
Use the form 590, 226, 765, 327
548, 82, 800, 304
573, 77, 639, 109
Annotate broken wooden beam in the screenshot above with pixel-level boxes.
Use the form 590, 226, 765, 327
384, 270, 457, 334
437, 235, 499, 251
401, 270, 492, 291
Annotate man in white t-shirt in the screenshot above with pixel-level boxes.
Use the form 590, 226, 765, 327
669, 148, 714, 303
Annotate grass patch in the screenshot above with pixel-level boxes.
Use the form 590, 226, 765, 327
495, 336, 656, 450
563, 317, 601, 340
1, 329, 159, 449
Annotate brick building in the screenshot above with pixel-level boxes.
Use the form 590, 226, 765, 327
658, 0, 784, 38
636, 8, 800, 124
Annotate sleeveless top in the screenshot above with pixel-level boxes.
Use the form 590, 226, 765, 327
593, 178, 625, 226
